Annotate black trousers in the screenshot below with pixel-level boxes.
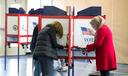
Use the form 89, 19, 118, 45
100, 70, 110, 76
38, 56, 54, 76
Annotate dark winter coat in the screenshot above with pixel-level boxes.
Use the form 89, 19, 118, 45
30, 25, 38, 52
33, 24, 63, 59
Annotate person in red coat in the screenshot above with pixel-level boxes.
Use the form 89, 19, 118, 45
86, 16, 117, 76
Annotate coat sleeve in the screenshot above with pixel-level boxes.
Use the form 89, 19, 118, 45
48, 28, 63, 49
86, 28, 106, 52
30, 26, 38, 52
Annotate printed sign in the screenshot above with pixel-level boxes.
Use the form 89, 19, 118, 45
81, 27, 94, 44
74, 19, 95, 47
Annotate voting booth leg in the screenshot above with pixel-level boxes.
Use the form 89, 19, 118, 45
68, 65, 71, 76
72, 62, 74, 76
4, 46, 7, 70
18, 48, 20, 76
72, 51, 74, 76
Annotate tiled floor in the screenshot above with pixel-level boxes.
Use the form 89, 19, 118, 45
0, 55, 128, 76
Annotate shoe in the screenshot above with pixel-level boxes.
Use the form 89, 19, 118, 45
56, 66, 67, 72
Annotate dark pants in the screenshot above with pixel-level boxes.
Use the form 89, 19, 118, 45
100, 70, 110, 76
38, 56, 54, 76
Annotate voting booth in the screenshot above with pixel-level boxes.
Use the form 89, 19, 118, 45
5, 6, 105, 76
5, 14, 28, 55
27, 15, 40, 53
5, 14, 41, 55
73, 16, 95, 58
5, 14, 28, 72
5, 6, 106, 76
28, 15, 39, 43
41, 16, 69, 47
4, 14, 41, 72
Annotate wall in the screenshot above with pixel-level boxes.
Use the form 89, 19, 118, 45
27, 0, 41, 12
113, 0, 128, 64
7, 0, 27, 13
0, 0, 5, 55
53, 0, 67, 11
0, 0, 5, 28
27, 0, 67, 13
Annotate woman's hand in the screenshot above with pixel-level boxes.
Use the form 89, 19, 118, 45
88, 28, 95, 36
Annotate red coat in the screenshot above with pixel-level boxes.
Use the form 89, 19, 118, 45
86, 25, 117, 71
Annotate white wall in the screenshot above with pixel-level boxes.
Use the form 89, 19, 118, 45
0, 0, 5, 28
27, 0, 41, 12
6, 0, 27, 13
52, 0, 67, 11
0, 0, 5, 55
27, 0, 67, 12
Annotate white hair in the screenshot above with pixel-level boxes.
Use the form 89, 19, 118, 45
90, 16, 106, 30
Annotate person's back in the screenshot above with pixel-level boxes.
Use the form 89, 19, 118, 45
34, 24, 59, 59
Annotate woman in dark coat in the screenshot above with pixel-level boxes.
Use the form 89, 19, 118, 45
34, 21, 64, 76
86, 16, 117, 76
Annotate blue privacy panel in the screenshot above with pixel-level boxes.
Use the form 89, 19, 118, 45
77, 7, 101, 16
9, 8, 26, 14
43, 6, 67, 16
